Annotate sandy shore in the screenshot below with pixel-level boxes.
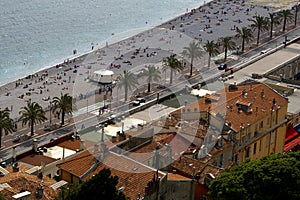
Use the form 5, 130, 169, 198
0, 0, 296, 121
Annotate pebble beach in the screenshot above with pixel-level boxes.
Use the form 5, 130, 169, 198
0, 0, 297, 121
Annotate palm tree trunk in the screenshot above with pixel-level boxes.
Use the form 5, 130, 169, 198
170, 69, 173, 85
0, 128, 2, 148
295, 9, 298, 26
190, 57, 193, 77
208, 54, 211, 68
270, 23, 273, 38
257, 29, 260, 45
283, 18, 287, 32
124, 84, 128, 102
147, 81, 151, 93
61, 109, 65, 125
242, 39, 245, 53
31, 119, 34, 136
224, 48, 228, 62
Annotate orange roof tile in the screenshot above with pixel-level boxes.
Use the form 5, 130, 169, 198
0, 164, 59, 200
172, 82, 288, 131
19, 154, 57, 167
58, 150, 165, 199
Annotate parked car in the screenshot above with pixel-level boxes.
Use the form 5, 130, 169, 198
136, 97, 146, 103
218, 63, 227, 70
50, 136, 59, 142
132, 100, 140, 106
12, 135, 21, 143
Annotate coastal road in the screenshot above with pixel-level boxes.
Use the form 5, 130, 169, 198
2, 25, 300, 164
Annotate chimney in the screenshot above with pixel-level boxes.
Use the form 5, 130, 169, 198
62, 146, 65, 160
261, 89, 265, 98
80, 140, 86, 151
250, 84, 253, 91
93, 144, 99, 154
166, 144, 172, 163
272, 98, 276, 105
242, 89, 247, 96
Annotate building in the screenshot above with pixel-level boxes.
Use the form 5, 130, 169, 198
170, 81, 289, 166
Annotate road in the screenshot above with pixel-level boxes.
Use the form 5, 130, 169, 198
1, 25, 300, 165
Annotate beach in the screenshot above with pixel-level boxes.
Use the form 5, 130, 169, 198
0, 0, 297, 122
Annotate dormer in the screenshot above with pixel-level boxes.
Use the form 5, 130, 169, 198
236, 100, 252, 113
205, 93, 221, 103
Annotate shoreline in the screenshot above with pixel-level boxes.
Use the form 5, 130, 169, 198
0, 0, 210, 89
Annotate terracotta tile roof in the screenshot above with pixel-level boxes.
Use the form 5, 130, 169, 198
0, 164, 59, 200
171, 156, 222, 184
126, 133, 195, 163
167, 173, 192, 181
172, 82, 288, 131
57, 138, 82, 151
57, 150, 165, 199
19, 154, 57, 167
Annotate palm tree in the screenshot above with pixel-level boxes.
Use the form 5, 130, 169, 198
116, 70, 138, 102
162, 54, 183, 84
221, 37, 235, 62
251, 15, 269, 45
19, 102, 47, 136
182, 41, 204, 76
0, 110, 14, 148
204, 40, 219, 68
141, 65, 161, 93
52, 93, 73, 125
295, 5, 300, 26
279, 9, 293, 32
235, 27, 253, 53
268, 13, 280, 38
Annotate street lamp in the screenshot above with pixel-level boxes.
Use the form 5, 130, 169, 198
49, 101, 52, 126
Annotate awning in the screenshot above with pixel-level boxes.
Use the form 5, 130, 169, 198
284, 137, 300, 152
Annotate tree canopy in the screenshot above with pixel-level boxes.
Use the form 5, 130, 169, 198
57, 168, 127, 200
209, 152, 300, 200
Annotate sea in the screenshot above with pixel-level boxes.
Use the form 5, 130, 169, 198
0, 0, 208, 86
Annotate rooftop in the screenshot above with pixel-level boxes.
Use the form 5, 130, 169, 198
57, 150, 165, 199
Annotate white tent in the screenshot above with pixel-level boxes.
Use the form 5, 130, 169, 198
92, 69, 114, 84
191, 89, 215, 97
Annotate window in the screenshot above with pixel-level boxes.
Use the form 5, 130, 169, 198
219, 154, 224, 167
272, 115, 276, 122
247, 125, 251, 134
228, 149, 233, 161
259, 139, 262, 151
253, 143, 257, 154
265, 135, 270, 148
246, 147, 251, 158
260, 121, 264, 129
255, 124, 258, 132
267, 117, 270, 125
271, 131, 275, 144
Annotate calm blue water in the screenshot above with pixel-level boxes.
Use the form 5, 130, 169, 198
0, 0, 206, 86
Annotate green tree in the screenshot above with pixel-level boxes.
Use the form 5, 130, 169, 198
116, 70, 138, 102
52, 93, 73, 125
182, 41, 204, 76
19, 102, 47, 136
251, 15, 269, 45
162, 54, 183, 85
221, 37, 235, 62
209, 152, 300, 200
204, 40, 219, 68
268, 13, 280, 38
141, 65, 161, 93
235, 27, 253, 53
56, 168, 127, 200
279, 9, 293, 32
0, 110, 14, 148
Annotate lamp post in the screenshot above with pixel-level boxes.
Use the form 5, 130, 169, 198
49, 101, 52, 126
